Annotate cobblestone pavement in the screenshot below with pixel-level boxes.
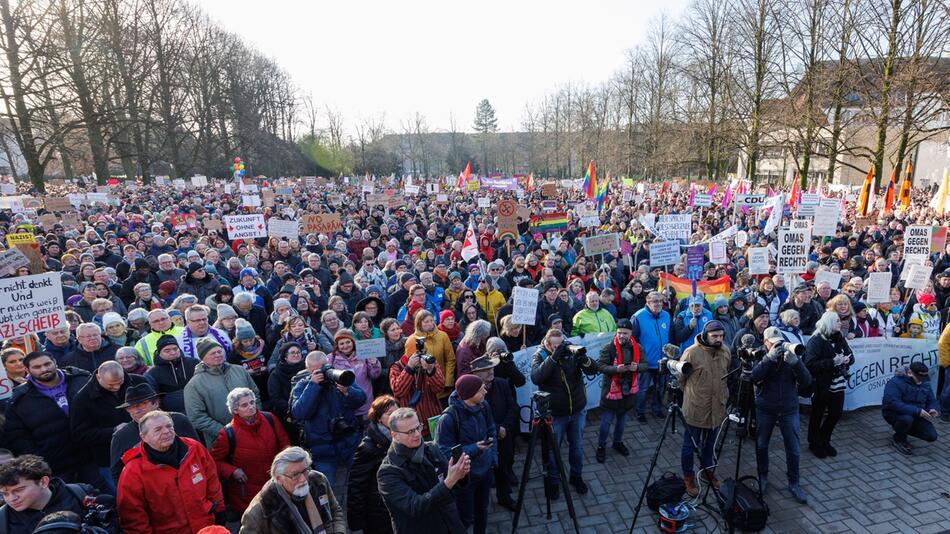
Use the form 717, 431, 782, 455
485, 406, 950, 534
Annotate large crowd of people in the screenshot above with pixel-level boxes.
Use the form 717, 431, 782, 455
0, 174, 945, 533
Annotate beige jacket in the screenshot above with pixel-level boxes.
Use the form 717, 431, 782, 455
680, 338, 731, 429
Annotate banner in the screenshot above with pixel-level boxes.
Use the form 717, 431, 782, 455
268, 218, 300, 240
0, 272, 67, 340
748, 247, 770, 275
737, 193, 768, 208
224, 214, 266, 240
649, 240, 680, 267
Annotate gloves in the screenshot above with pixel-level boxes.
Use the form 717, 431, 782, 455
784, 350, 799, 366
832, 354, 848, 366
621, 291, 634, 301
766, 347, 783, 363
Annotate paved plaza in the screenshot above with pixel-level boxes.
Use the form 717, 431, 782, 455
485, 406, 950, 534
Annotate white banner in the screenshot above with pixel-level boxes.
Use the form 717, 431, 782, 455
748, 247, 770, 275
710, 240, 727, 264
812, 198, 840, 236
865, 271, 891, 303
0, 273, 67, 340
225, 214, 266, 240
692, 193, 712, 207
737, 193, 769, 208
776, 220, 810, 274
268, 218, 300, 240
582, 233, 621, 257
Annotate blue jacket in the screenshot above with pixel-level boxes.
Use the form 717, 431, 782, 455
290, 372, 367, 463
396, 298, 441, 324
435, 392, 497, 480
631, 308, 672, 368
750, 349, 812, 414
672, 308, 714, 352
882, 375, 937, 420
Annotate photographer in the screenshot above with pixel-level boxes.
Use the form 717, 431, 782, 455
679, 321, 730, 497
469, 354, 519, 510
595, 319, 647, 463
750, 328, 811, 503
531, 328, 602, 496
390, 335, 446, 440
485, 337, 526, 394
0, 455, 100, 534
882, 363, 939, 455
804, 311, 854, 459
290, 351, 367, 487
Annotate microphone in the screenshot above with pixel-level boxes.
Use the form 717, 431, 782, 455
741, 334, 756, 347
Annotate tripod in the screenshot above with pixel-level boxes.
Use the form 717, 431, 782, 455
511, 401, 581, 534
717, 363, 758, 534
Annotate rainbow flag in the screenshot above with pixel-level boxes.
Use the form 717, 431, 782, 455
529, 212, 568, 234
582, 160, 596, 200
596, 172, 610, 206
657, 273, 731, 305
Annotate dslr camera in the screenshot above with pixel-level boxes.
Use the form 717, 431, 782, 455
319, 364, 356, 387
494, 350, 514, 363
532, 390, 552, 419
737, 342, 767, 365
415, 336, 436, 365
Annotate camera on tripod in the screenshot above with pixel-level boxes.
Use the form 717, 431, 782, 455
657, 344, 691, 380
532, 390, 552, 419
415, 336, 436, 365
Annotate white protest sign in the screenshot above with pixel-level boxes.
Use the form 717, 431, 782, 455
173, 179, 186, 190
242, 195, 261, 207
748, 247, 770, 275
777, 220, 811, 274
638, 213, 656, 231
903, 225, 932, 264
268, 218, 300, 240
579, 215, 601, 228
477, 197, 490, 208
224, 214, 266, 240
0, 273, 67, 340
693, 193, 712, 207
814, 270, 843, 290
737, 193, 769, 208
798, 194, 821, 217
582, 233, 621, 257
709, 225, 738, 242
224, 184, 233, 195
865, 271, 892, 303
355, 337, 387, 360
511, 287, 539, 326
710, 240, 727, 264
0, 183, 15, 195
622, 190, 633, 202
0, 364, 12, 400
405, 185, 420, 195
655, 214, 691, 241
437, 194, 448, 202
905, 264, 933, 290
190, 175, 208, 187
649, 240, 681, 267
67, 194, 85, 207
812, 198, 840, 236
240, 183, 259, 193
763, 193, 785, 236
0, 247, 29, 275
736, 230, 748, 248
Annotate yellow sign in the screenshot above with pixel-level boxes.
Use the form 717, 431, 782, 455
467, 180, 480, 192
6, 233, 36, 247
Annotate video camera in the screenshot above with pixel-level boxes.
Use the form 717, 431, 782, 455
82, 494, 116, 532
532, 390, 552, 419
736, 335, 767, 365
319, 364, 356, 387
414, 336, 436, 365
657, 344, 690, 379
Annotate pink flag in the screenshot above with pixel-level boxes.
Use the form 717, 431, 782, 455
721, 182, 733, 209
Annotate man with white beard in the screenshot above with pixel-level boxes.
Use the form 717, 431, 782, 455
240, 446, 345, 534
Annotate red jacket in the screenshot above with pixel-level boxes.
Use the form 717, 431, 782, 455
210, 411, 290, 513
118, 437, 224, 534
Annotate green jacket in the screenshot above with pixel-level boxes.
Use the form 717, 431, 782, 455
571, 307, 617, 336
136, 325, 184, 365
183, 362, 260, 446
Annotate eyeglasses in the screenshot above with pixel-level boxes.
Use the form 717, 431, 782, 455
280, 467, 310, 481
393, 424, 424, 436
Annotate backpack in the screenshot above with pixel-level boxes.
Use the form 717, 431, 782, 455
225, 412, 276, 463
645, 472, 686, 511
437, 403, 489, 445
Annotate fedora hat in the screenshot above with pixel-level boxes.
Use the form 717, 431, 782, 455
116, 382, 164, 409
469, 354, 500, 373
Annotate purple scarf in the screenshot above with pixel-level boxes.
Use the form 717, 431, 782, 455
28, 370, 69, 415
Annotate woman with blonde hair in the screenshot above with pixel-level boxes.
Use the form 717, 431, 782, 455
403, 309, 456, 400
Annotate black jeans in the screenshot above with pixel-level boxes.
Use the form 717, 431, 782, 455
493, 430, 516, 500
808, 388, 844, 447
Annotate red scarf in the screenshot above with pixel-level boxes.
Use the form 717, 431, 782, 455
607, 336, 640, 400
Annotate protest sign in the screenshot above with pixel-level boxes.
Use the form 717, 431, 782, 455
710, 240, 727, 264
405, 184, 420, 195
582, 233, 620, 257
0, 364, 12, 400
638, 213, 656, 231
0, 183, 14, 195
541, 182, 557, 197
366, 193, 388, 207
190, 175, 208, 187
622, 190, 633, 202
737, 193, 768, 208
477, 197, 490, 208
355, 338, 386, 360
814, 270, 842, 290
268, 218, 300, 240
0, 247, 29, 275
692, 193, 712, 207
511, 287, 539, 326
86, 193, 110, 205
797, 193, 821, 217
649, 240, 680, 267
735, 230, 748, 248
777, 220, 811, 274
579, 215, 601, 228
903, 225, 932, 263
865, 271, 891, 303
202, 219, 224, 232
301, 213, 343, 234
6, 233, 36, 247
0, 272, 66, 341
812, 198, 840, 236
655, 214, 691, 241
748, 247, 770, 275
496, 200, 519, 240
61, 212, 80, 229
541, 200, 557, 212
241, 195, 261, 207
43, 196, 74, 212
224, 214, 266, 239
262, 190, 276, 208
15, 243, 45, 273
39, 214, 59, 229
436, 194, 448, 203
905, 264, 933, 290
686, 245, 705, 280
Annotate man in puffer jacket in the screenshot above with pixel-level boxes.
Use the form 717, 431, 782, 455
672, 296, 714, 352
882, 362, 939, 455
630, 291, 672, 422
144, 334, 197, 413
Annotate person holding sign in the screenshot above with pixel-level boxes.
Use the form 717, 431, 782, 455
328, 329, 381, 419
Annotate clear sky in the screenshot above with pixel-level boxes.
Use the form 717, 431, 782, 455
200, 0, 689, 135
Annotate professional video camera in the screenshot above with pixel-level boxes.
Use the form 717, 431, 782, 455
415, 336, 436, 365
657, 344, 691, 380
319, 364, 356, 387
736, 341, 767, 366
82, 494, 116, 532
532, 390, 552, 419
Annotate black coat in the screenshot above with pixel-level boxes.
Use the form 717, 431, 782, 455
0, 478, 90, 534
347, 423, 394, 534
69, 372, 149, 466
485, 377, 518, 432
144, 355, 198, 413
804, 332, 854, 391
2, 367, 91, 475
530, 344, 601, 417
109, 412, 197, 484
61, 339, 120, 374
237, 305, 269, 339
377, 442, 466, 534
598, 338, 646, 412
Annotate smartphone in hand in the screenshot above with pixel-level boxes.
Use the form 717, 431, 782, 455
451, 444, 463, 463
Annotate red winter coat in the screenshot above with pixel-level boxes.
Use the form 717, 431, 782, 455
209, 411, 290, 513
117, 437, 224, 534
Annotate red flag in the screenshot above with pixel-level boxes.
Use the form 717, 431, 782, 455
455, 162, 471, 189
857, 166, 874, 216
883, 167, 897, 212
461, 219, 478, 261
789, 171, 800, 208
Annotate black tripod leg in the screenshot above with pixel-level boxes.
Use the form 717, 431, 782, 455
511, 423, 539, 533
627, 405, 677, 534
543, 423, 581, 534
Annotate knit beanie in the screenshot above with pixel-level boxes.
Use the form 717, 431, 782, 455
196, 337, 222, 360
334, 328, 355, 346
439, 310, 455, 323
154, 334, 179, 357
273, 298, 292, 312
703, 320, 725, 334
102, 312, 125, 329
234, 318, 256, 341
455, 374, 484, 401
216, 304, 237, 320
127, 308, 148, 323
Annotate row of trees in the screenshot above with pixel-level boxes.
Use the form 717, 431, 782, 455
0, 0, 323, 191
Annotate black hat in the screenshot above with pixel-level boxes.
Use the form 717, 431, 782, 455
116, 382, 163, 409
356, 296, 385, 314
154, 334, 179, 356
469, 355, 500, 372
547, 313, 563, 324
909, 362, 929, 380
187, 261, 204, 276
616, 318, 633, 330
338, 271, 354, 285
747, 304, 769, 322
542, 281, 559, 293
134, 258, 149, 270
